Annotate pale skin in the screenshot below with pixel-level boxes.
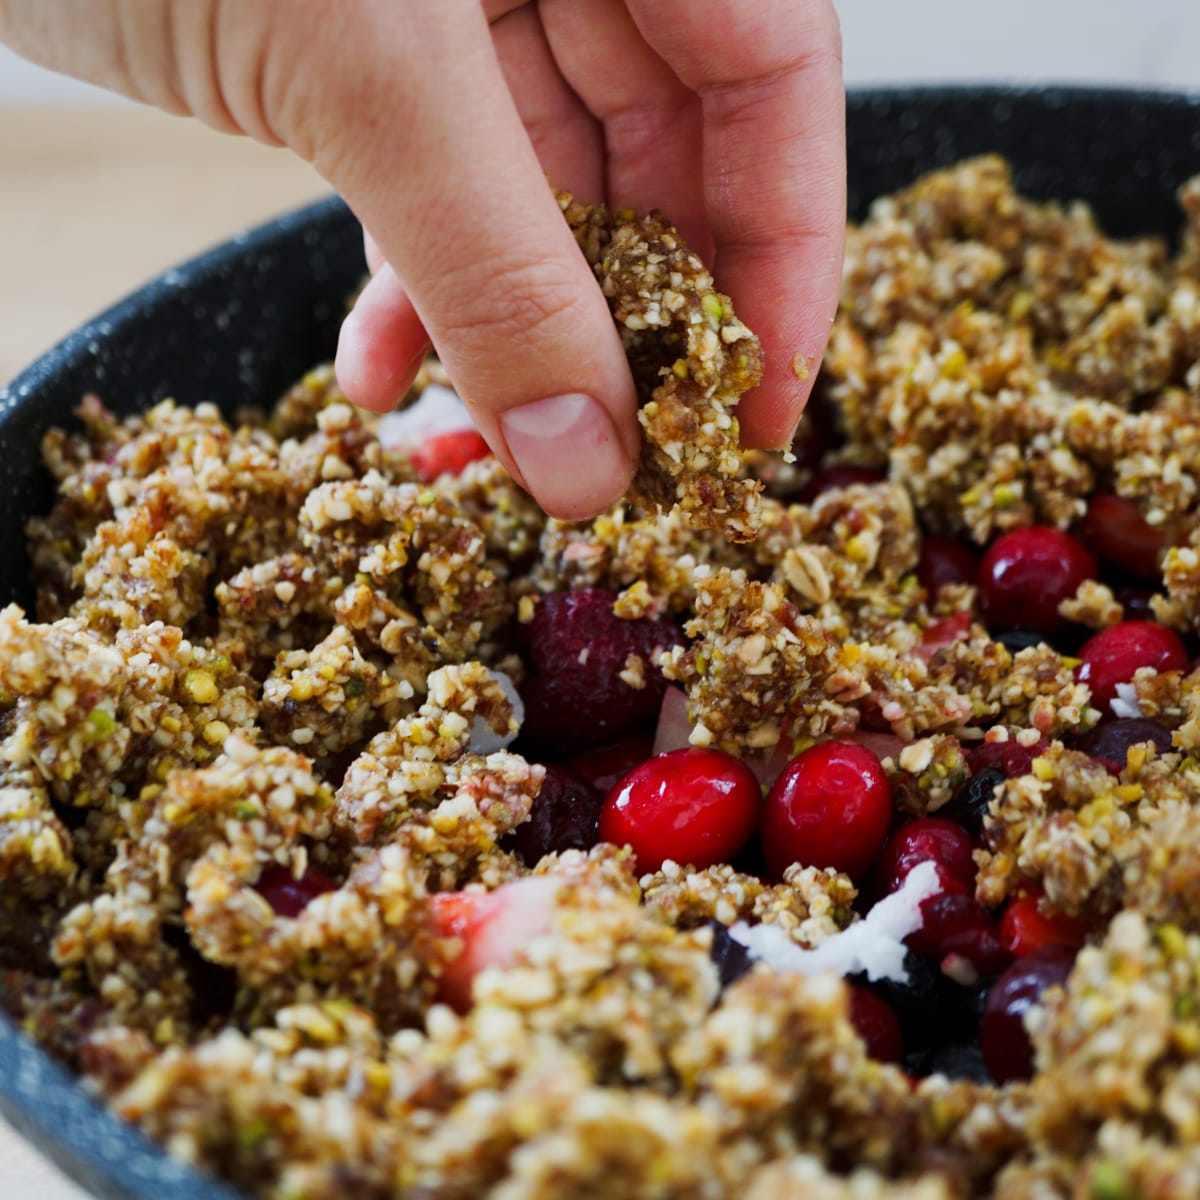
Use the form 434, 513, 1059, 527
0, 0, 846, 521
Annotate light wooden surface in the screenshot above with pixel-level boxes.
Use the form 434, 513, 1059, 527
1, 102, 332, 1200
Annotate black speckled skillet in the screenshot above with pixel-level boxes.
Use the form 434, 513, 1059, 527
2, 86, 1200, 1199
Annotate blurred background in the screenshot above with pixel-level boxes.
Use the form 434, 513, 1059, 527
3, 0, 1200, 1191
6, 0, 1200, 388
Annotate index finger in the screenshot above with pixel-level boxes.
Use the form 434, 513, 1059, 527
627, 0, 845, 449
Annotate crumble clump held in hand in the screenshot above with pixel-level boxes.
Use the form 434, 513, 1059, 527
12, 159, 1200, 1199
560, 191, 767, 543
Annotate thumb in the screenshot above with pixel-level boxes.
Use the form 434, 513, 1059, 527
279, 2, 639, 520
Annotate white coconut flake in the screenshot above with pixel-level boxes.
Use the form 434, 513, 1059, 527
729, 860, 940, 984
376, 384, 474, 450
468, 669, 524, 754
1109, 681, 1144, 720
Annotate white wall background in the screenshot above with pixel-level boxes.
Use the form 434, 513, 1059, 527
4, 0, 1200, 105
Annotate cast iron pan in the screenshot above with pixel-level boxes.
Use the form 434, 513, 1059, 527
2, 86, 1200, 1200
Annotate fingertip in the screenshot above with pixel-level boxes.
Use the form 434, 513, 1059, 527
335, 265, 430, 413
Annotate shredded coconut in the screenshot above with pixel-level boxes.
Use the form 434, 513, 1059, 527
1110, 681, 1145, 720
729, 861, 940, 983
375, 384, 473, 449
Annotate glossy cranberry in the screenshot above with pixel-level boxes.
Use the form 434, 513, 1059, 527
567, 736, 656, 797
506, 765, 602, 867
968, 735, 1049, 780
848, 985, 904, 1063
600, 747, 761, 873
255, 865, 336, 918
999, 893, 1087, 957
1076, 620, 1189, 715
978, 526, 1096, 635
707, 920, 754, 989
518, 589, 684, 755
797, 464, 887, 503
1082, 492, 1164, 580
917, 535, 979, 596
908, 892, 1011, 975
408, 429, 492, 483
760, 741, 892, 881
917, 611, 972, 662
940, 766, 1005, 838
1073, 717, 1173, 764
982, 946, 1076, 1082
874, 818, 978, 899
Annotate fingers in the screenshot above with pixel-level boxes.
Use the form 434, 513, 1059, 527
628, 0, 846, 449
275, 1, 639, 520
490, 3, 604, 202
539, 0, 710, 259
336, 265, 430, 413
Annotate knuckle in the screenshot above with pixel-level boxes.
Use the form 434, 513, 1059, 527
432, 254, 594, 352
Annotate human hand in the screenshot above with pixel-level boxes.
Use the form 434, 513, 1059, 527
0, 0, 845, 521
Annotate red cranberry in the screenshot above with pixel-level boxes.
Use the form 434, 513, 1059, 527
874, 818, 978, 899
797, 464, 887, 503
518, 589, 684, 755
981, 946, 1076, 1082
848, 985, 904, 1063
506, 765, 602, 867
255, 865, 335, 918
1073, 717, 1173, 764
1076, 620, 1188, 716
917, 535, 979, 596
408, 429, 491, 483
599, 747, 761, 873
760, 741, 892, 881
1082, 492, 1164, 580
907, 892, 1011, 976
968, 735, 1049, 780
978, 526, 1096, 635
917, 611, 973, 662
999, 893, 1086, 957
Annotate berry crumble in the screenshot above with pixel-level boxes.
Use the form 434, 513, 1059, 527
5, 157, 1200, 1198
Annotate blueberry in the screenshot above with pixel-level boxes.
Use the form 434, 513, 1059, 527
707, 919, 754, 989
939, 765, 1005, 838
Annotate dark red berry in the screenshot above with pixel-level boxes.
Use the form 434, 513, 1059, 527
978, 526, 1096, 635
506, 765, 602, 867
982, 946, 1076, 1082
1082, 492, 1164, 580
907, 892, 1011, 976
1073, 717, 1173, 764
599, 747, 761, 873
788, 392, 836, 473
797, 464, 887, 503
1076, 620, 1188, 715
874, 817, 978, 900
968, 735, 1049, 780
255, 865, 335, 918
917, 535, 979, 596
408, 429, 491, 483
518, 589, 684, 755
760, 741, 893, 881
999, 893, 1086, 956
1113, 584, 1157, 623
566, 736, 656, 797
848, 985, 904, 1063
